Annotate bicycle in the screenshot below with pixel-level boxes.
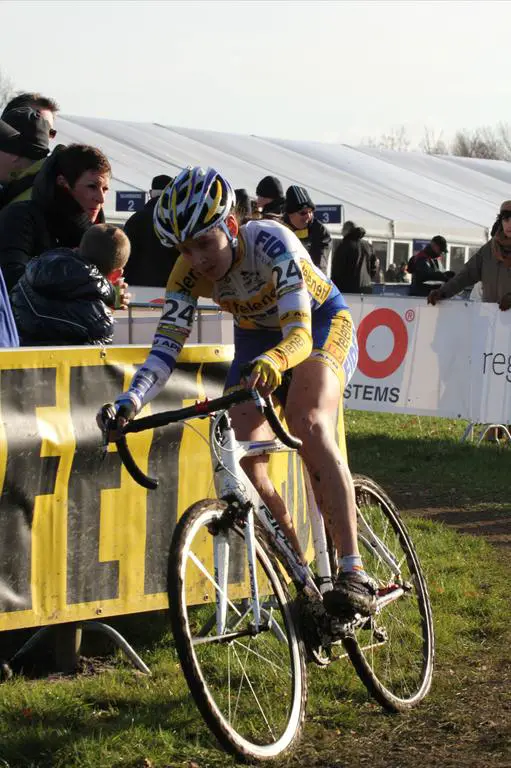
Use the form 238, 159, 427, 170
100, 389, 434, 762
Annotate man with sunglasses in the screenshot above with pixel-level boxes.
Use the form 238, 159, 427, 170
428, 202, 511, 311
0, 107, 53, 209
0, 93, 59, 209
2, 92, 59, 138
283, 185, 332, 274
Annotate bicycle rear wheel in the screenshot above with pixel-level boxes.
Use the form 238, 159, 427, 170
343, 475, 434, 711
168, 499, 307, 761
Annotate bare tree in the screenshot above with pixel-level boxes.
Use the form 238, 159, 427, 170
0, 68, 14, 112
420, 127, 448, 156
363, 125, 411, 152
496, 122, 511, 161
450, 126, 507, 160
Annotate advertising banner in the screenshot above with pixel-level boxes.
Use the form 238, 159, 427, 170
346, 296, 471, 418
469, 305, 511, 424
0, 346, 322, 632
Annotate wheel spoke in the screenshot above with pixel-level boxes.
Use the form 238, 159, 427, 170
169, 502, 306, 758
347, 477, 434, 710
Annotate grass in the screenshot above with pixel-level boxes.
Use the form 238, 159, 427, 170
0, 411, 509, 768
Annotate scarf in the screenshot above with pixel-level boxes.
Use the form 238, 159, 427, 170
491, 229, 511, 268
45, 186, 104, 248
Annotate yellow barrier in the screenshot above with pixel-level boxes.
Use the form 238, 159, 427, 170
0, 345, 346, 632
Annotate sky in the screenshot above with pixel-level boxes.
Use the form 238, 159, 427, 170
0, 0, 509, 147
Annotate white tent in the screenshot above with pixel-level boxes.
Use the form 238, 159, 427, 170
56, 115, 509, 245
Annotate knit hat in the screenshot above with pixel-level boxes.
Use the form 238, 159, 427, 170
500, 200, 511, 214
256, 175, 283, 200
285, 185, 315, 214
431, 235, 447, 253
0, 107, 50, 160
151, 174, 173, 192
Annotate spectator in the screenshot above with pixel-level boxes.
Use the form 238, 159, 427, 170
385, 263, 398, 282
0, 107, 51, 209
0, 143, 111, 292
283, 185, 331, 273
255, 175, 285, 220
428, 201, 511, 310
234, 187, 257, 224
123, 174, 180, 287
10, 224, 130, 346
408, 235, 454, 297
397, 262, 411, 283
2, 92, 59, 135
330, 221, 376, 293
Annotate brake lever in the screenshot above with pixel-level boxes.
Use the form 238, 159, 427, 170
250, 389, 267, 414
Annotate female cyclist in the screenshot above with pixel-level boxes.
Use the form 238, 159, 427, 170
105, 166, 376, 619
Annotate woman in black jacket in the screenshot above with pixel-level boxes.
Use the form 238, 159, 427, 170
0, 144, 111, 292
331, 221, 376, 294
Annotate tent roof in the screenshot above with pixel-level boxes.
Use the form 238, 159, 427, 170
57, 115, 508, 243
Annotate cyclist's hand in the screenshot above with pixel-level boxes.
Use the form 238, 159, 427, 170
243, 356, 282, 397
96, 399, 137, 442
427, 288, 443, 306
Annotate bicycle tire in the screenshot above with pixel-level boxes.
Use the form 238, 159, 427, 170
168, 499, 308, 761
343, 475, 434, 712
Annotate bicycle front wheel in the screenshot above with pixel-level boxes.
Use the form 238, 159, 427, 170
343, 475, 434, 711
168, 499, 307, 761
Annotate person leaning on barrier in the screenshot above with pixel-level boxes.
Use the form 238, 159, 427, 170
408, 235, 454, 297
0, 107, 51, 209
428, 201, 511, 311
283, 185, 331, 274
10, 224, 130, 346
123, 174, 180, 288
0, 143, 122, 293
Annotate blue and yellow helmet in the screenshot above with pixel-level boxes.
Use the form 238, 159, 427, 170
154, 166, 236, 247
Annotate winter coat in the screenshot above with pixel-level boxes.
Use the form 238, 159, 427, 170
331, 227, 376, 293
408, 246, 452, 297
283, 215, 332, 273
0, 146, 106, 292
123, 197, 179, 287
438, 240, 511, 302
10, 247, 115, 346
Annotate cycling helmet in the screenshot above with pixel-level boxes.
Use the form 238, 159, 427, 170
154, 166, 236, 247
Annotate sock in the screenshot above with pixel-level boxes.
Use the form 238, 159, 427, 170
338, 555, 365, 575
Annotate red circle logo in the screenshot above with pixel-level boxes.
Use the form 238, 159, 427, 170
357, 308, 408, 379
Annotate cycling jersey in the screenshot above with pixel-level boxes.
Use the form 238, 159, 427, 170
123, 219, 349, 411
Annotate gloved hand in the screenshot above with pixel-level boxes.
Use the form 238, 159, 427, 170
96, 397, 137, 442
427, 288, 443, 306
243, 354, 282, 397
499, 292, 511, 311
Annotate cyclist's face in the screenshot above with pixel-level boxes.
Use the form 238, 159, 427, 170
178, 226, 232, 280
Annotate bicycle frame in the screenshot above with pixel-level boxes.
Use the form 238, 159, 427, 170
209, 408, 404, 634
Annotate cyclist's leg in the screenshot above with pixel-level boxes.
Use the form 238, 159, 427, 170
284, 307, 376, 616
226, 329, 306, 563
283, 359, 358, 558
229, 401, 305, 563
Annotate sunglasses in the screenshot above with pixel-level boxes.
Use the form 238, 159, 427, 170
49, 128, 57, 139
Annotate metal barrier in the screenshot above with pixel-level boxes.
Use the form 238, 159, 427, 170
126, 301, 230, 344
